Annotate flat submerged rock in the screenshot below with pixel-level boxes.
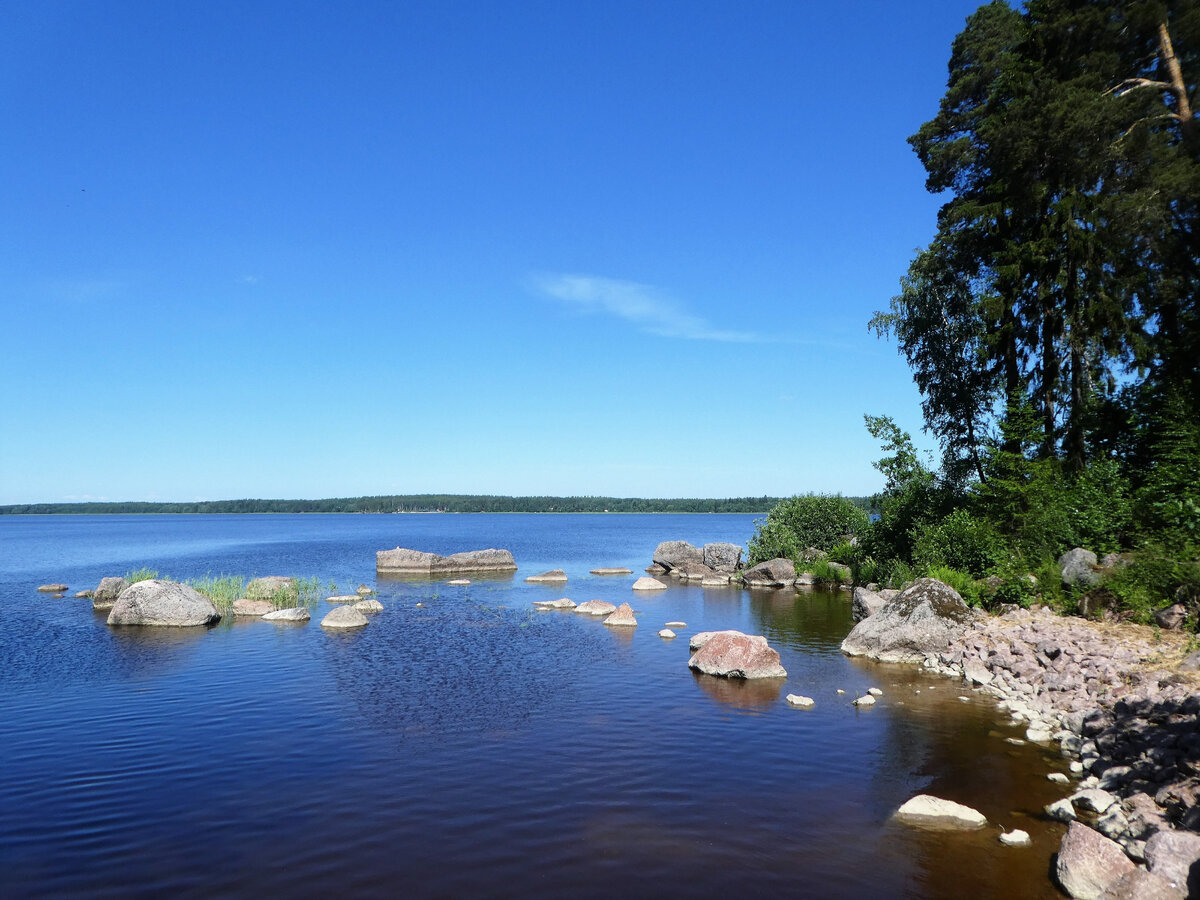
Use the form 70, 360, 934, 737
894, 795, 987, 829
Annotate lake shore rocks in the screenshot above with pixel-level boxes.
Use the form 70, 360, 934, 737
533, 598, 577, 610
107, 580, 221, 627
37, 583, 69, 593
856, 581, 1200, 891
525, 569, 568, 583
354, 598, 383, 612
590, 567, 633, 576
742, 557, 797, 588
326, 595, 359, 604
651, 540, 744, 576
92, 576, 130, 610
687, 630, 786, 679
1056, 821, 1135, 899
376, 547, 517, 575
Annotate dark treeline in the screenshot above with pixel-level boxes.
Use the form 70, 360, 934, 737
0, 495, 874, 516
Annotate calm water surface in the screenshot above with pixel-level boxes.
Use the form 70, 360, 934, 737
0, 515, 1068, 898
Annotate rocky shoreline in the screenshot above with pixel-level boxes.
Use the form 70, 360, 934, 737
847, 580, 1200, 898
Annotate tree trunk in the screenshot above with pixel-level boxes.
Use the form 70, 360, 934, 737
1159, 22, 1198, 156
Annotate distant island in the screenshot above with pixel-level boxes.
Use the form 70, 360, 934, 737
0, 494, 873, 516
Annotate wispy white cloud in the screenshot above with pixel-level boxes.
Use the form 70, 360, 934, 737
532, 273, 768, 343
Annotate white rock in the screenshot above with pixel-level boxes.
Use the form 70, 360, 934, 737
326, 595, 359, 604
836, 689, 846, 694
632, 576, 667, 591
1048, 773, 1070, 784
1070, 788, 1117, 815
658, 629, 676, 639
868, 687, 883, 696
1045, 798, 1076, 822
262, 606, 310, 622
786, 694, 815, 708
1026, 726, 1054, 743
1000, 829, 1031, 846
532, 598, 577, 610
895, 795, 987, 828
665, 621, 686, 628
447, 579, 471, 585
853, 695, 876, 707
1070, 761, 1085, 774
958, 696, 970, 702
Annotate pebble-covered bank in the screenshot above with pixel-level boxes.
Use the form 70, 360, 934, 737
917, 601, 1200, 896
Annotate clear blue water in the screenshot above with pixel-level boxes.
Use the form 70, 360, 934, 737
0, 514, 1068, 898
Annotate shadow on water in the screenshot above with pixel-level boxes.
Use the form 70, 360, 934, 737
691, 671, 783, 709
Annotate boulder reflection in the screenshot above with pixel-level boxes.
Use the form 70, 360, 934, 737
691, 670, 783, 709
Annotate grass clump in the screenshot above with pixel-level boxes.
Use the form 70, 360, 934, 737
124, 567, 159, 583
185, 574, 247, 611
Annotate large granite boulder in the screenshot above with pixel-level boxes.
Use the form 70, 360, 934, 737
1056, 821, 1136, 899
652, 540, 704, 573
245, 576, 297, 601
689, 630, 741, 651
92, 576, 131, 611
702, 542, 742, 574
852, 586, 886, 622
687, 630, 787, 679
1144, 829, 1200, 895
376, 547, 517, 575
107, 580, 221, 627
841, 578, 982, 663
1060, 548, 1102, 589
742, 557, 797, 588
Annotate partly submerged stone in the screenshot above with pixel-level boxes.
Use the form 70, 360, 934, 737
93, 576, 130, 609
603, 602, 638, 627
447, 578, 471, 586
590, 567, 633, 576
665, 621, 686, 628
652, 540, 704, 573
575, 600, 617, 616
354, 598, 384, 612
786, 694, 815, 708
263, 606, 310, 622
326, 595, 359, 604
702, 542, 743, 574
376, 547, 517, 575
107, 580, 221, 627
321, 606, 368, 629
356, 584, 374, 595
658, 629, 676, 639
75, 590, 94, 599
37, 583, 69, 593
533, 598, 577, 610
632, 576, 667, 591
525, 569, 568, 583
1000, 830, 1031, 847
894, 795, 987, 829
232, 598, 275, 616
741, 558, 797, 588
689, 630, 741, 652
853, 694, 876, 707
687, 631, 786, 679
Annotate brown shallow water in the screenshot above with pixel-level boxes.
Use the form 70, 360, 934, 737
0, 514, 1072, 898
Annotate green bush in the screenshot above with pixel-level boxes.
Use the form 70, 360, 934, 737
924, 565, 984, 606
747, 494, 869, 565
912, 508, 1005, 577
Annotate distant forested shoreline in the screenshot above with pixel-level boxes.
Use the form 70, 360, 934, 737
0, 494, 874, 516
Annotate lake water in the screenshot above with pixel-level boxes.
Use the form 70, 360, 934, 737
0, 514, 1070, 898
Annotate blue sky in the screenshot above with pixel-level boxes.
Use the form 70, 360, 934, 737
1, 0, 986, 504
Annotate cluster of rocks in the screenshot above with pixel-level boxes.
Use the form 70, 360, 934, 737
842, 577, 1200, 898
646, 540, 743, 585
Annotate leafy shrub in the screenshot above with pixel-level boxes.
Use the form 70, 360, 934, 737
924, 565, 983, 606
747, 494, 869, 565
911, 508, 1005, 577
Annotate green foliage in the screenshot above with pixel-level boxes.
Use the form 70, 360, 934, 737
747, 494, 869, 565
924, 565, 984, 607
911, 508, 1005, 578
185, 574, 247, 610
124, 567, 159, 583
1135, 391, 1200, 551
1102, 554, 1200, 625
807, 558, 851, 585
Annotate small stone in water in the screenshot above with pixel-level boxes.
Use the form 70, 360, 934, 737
1005, 737, 1026, 745
1000, 829, 1031, 846
665, 621, 686, 628
658, 629, 676, 639
853, 695, 876, 707
836, 689, 845, 694
868, 688, 883, 696
1048, 773, 1070, 784
786, 694, 814, 708
958, 696, 970, 702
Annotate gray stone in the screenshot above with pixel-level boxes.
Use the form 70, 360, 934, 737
687, 630, 786, 679
532, 598, 577, 610
93, 577, 130, 608
1056, 821, 1136, 900
1098, 870, 1185, 900
262, 606, 310, 622
1047, 799, 1078, 822
321, 606, 368, 628
326, 595, 359, 604
107, 580, 221, 627
574, 600, 617, 616
590, 567, 633, 576
702, 542, 743, 574
37, 583, 68, 593
1144, 830, 1200, 894
603, 602, 638, 627
525, 569, 568, 583
232, 598, 274, 616
852, 586, 886, 622
786, 694, 815, 708
853, 694, 876, 707
658, 629, 676, 639
840, 578, 983, 664
1154, 604, 1189, 631
354, 598, 384, 612
375, 547, 517, 575
1060, 548, 1102, 589
651, 540, 704, 573
1073, 789, 1119, 815
689, 630, 741, 651
356, 584, 373, 595
742, 557, 797, 588
75, 590, 93, 599
894, 795, 987, 828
